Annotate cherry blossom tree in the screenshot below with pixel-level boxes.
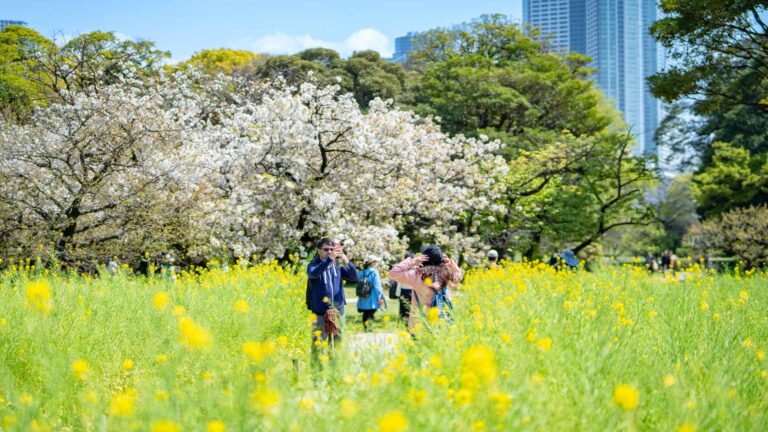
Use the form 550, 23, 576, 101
0, 73, 212, 266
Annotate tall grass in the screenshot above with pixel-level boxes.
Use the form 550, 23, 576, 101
0, 261, 765, 431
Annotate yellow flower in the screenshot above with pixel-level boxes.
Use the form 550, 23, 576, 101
277, 336, 289, 346
426, 307, 440, 324
758, 350, 765, 361
676, 423, 696, 432
700, 301, 709, 312
453, 388, 472, 405
406, 389, 427, 406
206, 420, 226, 432
740, 290, 749, 299
613, 384, 639, 410
501, 333, 511, 344
243, 341, 275, 363
489, 391, 513, 414
72, 359, 89, 381
340, 399, 358, 418
26, 280, 52, 313
156, 354, 169, 363
172, 305, 187, 317
378, 410, 408, 432
461, 345, 497, 389
234, 300, 249, 313
663, 374, 676, 387
153, 292, 171, 311
536, 337, 553, 352
471, 420, 486, 432
122, 359, 135, 371
743, 338, 753, 348
712, 312, 721, 320
19, 393, 33, 406
250, 388, 280, 415
109, 388, 137, 417
178, 317, 212, 350
298, 397, 316, 412
648, 310, 657, 319
150, 420, 181, 432
154, 390, 170, 401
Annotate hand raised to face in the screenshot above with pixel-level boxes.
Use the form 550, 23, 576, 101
412, 254, 429, 266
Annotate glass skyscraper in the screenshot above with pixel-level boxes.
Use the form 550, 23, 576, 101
524, 0, 663, 157
0, 20, 27, 30
393, 32, 419, 63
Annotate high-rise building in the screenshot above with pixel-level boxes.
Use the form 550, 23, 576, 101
0, 20, 27, 30
393, 32, 419, 63
523, 0, 664, 157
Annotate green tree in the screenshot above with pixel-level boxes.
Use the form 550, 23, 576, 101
255, 49, 406, 108
179, 48, 263, 75
0, 28, 168, 118
409, 14, 612, 149
407, 14, 654, 258
697, 205, 768, 269
649, 1, 768, 112
693, 142, 768, 218
0, 25, 54, 120
652, 174, 700, 249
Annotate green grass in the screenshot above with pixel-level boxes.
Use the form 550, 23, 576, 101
0, 262, 766, 431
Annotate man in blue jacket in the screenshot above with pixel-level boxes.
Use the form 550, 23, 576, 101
306, 237, 357, 366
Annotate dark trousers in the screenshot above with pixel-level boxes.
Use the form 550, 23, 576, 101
399, 289, 412, 325
359, 309, 376, 330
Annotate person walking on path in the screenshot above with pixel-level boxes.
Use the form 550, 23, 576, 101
306, 238, 358, 367
356, 255, 384, 332
389, 245, 463, 332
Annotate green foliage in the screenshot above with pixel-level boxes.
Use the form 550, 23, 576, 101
650, 2, 768, 219
410, 14, 611, 146
649, 1, 768, 112
255, 49, 407, 108
178, 48, 262, 75
693, 142, 768, 218
697, 205, 768, 269
0, 28, 168, 121
652, 174, 699, 250
0, 26, 54, 120
405, 15, 654, 257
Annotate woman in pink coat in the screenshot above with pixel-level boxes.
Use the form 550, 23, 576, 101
388, 245, 463, 331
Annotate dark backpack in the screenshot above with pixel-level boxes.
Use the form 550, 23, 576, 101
388, 280, 400, 299
356, 270, 372, 298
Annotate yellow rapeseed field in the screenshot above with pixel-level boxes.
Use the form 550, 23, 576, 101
0, 259, 766, 431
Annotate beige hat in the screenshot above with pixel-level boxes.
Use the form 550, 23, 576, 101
365, 255, 380, 263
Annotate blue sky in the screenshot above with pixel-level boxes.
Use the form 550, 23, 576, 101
5, 0, 522, 62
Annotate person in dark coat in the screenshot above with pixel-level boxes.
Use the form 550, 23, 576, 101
306, 238, 357, 367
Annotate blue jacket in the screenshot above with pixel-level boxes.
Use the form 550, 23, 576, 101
356, 268, 383, 311
306, 256, 358, 316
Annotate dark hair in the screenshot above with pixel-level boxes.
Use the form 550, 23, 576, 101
420, 245, 443, 266
315, 237, 334, 249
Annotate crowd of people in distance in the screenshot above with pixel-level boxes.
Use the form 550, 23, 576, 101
644, 250, 680, 273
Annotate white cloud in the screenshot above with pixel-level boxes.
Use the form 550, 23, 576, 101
113, 32, 133, 42
342, 29, 391, 56
232, 28, 393, 58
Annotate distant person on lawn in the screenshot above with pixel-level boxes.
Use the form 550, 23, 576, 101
306, 238, 358, 366
389, 245, 463, 331
356, 255, 384, 332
